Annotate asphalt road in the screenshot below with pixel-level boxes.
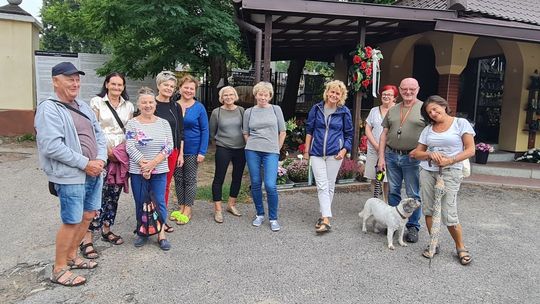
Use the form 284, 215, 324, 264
1, 145, 539, 303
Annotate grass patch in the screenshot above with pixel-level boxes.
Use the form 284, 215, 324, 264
196, 182, 251, 204
16, 134, 35, 142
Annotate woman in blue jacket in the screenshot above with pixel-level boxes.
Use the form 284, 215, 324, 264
303, 80, 353, 233
173, 75, 209, 224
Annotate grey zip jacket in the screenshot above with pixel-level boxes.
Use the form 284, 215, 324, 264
35, 95, 107, 184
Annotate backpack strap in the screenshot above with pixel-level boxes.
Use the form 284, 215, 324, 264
50, 99, 90, 121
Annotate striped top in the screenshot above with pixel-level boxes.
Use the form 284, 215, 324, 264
125, 117, 173, 175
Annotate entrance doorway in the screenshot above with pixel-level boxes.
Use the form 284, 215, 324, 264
458, 55, 505, 144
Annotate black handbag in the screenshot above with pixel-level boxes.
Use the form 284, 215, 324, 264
48, 182, 58, 196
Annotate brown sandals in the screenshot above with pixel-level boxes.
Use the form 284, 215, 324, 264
50, 268, 86, 287
457, 248, 472, 265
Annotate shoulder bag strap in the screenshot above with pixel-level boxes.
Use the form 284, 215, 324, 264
104, 99, 125, 132
50, 99, 90, 121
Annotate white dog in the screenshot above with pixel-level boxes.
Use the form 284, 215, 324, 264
359, 198, 421, 250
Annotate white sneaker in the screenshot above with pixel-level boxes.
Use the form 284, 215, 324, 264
270, 220, 281, 232
252, 215, 265, 227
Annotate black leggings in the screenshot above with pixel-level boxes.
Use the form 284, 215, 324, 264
212, 146, 246, 202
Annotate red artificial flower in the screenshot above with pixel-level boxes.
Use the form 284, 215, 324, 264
298, 143, 306, 153
359, 135, 368, 153
360, 61, 367, 70
353, 55, 361, 64
365, 46, 373, 58
365, 68, 372, 76
353, 73, 358, 82
362, 79, 371, 88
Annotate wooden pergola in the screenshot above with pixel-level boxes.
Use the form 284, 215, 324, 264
234, 0, 458, 158
233, 0, 540, 158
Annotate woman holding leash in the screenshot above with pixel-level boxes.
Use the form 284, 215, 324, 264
412, 95, 475, 265
209, 86, 245, 223
303, 80, 353, 233
364, 84, 397, 202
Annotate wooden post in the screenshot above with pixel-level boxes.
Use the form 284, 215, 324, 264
263, 14, 272, 82
351, 20, 366, 161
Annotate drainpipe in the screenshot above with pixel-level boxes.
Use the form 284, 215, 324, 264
235, 18, 262, 84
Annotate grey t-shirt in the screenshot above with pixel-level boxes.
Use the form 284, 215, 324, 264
382, 100, 425, 150
243, 105, 286, 154
324, 106, 337, 121
209, 106, 246, 149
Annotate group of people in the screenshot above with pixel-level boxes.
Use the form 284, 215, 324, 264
361, 77, 475, 265
35, 62, 474, 286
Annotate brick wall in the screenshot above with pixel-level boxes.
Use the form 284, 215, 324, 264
437, 74, 460, 113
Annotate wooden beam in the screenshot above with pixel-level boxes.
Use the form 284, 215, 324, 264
352, 19, 366, 161
263, 14, 272, 81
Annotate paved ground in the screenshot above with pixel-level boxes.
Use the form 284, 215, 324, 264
1, 144, 539, 303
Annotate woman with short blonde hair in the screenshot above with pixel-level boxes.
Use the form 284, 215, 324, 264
323, 80, 348, 106
243, 81, 286, 231
304, 79, 353, 233
209, 86, 246, 223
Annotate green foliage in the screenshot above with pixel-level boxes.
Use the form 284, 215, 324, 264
16, 134, 36, 142
41, 0, 104, 53
195, 183, 250, 203
85, 0, 240, 78
40, 0, 245, 79
304, 61, 334, 77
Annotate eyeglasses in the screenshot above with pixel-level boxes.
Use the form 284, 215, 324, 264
381, 94, 394, 97
399, 87, 418, 92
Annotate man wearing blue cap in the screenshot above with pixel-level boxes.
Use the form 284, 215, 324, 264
35, 62, 107, 286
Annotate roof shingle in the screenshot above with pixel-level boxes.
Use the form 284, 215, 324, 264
395, 0, 540, 25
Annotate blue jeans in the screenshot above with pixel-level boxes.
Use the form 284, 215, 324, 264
131, 173, 168, 226
55, 175, 103, 224
245, 150, 279, 220
385, 150, 422, 230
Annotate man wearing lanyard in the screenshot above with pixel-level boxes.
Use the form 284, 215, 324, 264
377, 77, 425, 243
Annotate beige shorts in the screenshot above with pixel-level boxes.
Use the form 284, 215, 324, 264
420, 168, 463, 226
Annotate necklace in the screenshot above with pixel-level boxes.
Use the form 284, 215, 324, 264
397, 102, 415, 139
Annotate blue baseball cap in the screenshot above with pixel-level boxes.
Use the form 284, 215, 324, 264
51, 62, 85, 76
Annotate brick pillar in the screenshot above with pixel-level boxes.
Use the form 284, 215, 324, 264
437, 74, 460, 113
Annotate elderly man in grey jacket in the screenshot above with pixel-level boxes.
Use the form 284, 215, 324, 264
35, 62, 107, 287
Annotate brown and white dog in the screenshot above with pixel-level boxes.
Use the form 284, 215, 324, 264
359, 198, 421, 250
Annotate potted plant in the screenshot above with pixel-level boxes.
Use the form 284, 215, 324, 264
475, 143, 494, 164
285, 158, 309, 186
276, 166, 294, 190
337, 158, 360, 184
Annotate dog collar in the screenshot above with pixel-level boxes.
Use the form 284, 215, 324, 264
395, 205, 408, 219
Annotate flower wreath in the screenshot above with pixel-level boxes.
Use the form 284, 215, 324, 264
349, 44, 383, 96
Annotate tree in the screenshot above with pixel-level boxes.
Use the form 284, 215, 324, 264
40, 0, 245, 106
40, 0, 104, 53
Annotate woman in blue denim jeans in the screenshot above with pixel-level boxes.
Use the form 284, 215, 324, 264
242, 82, 286, 231
125, 87, 173, 250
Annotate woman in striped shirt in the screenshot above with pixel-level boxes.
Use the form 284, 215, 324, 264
126, 87, 173, 251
